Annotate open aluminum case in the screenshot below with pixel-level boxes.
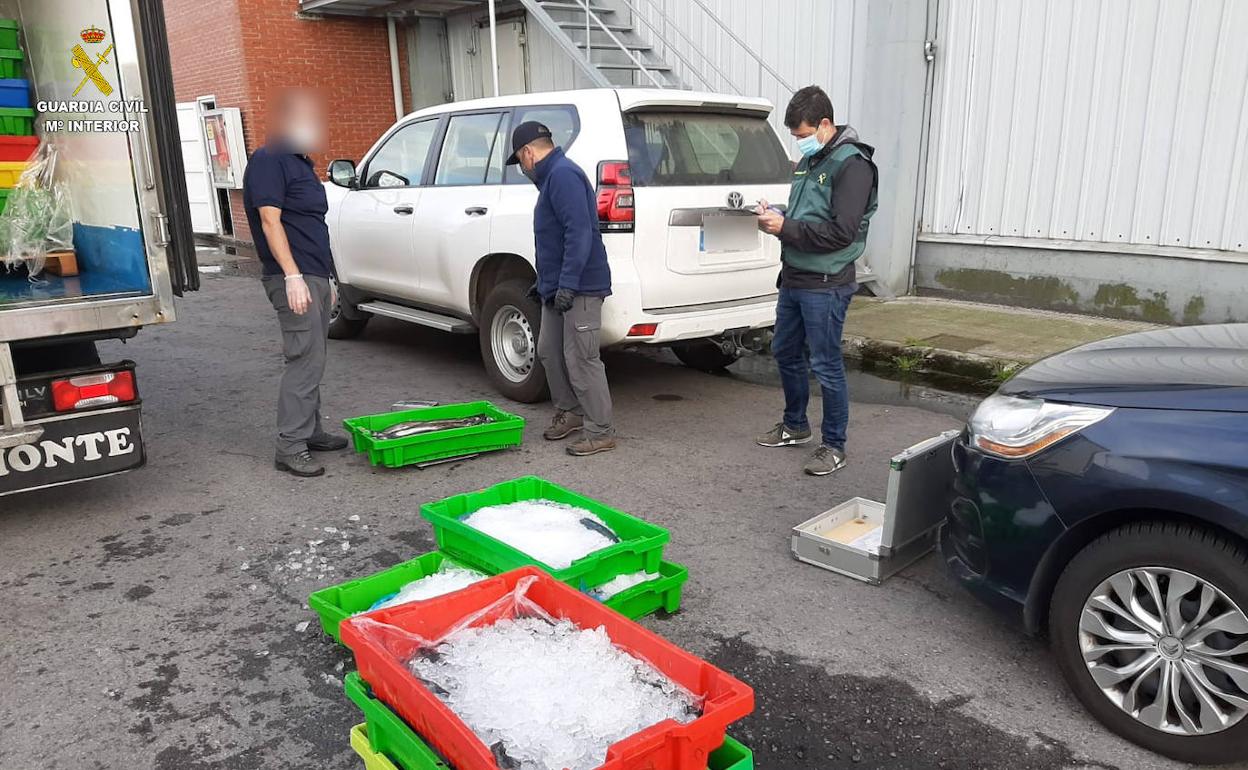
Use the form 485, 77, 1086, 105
792, 430, 959, 585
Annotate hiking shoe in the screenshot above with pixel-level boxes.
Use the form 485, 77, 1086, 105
756, 423, 813, 447
566, 434, 617, 457
543, 410, 584, 441
275, 450, 325, 477
804, 445, 847, 476
308, 432, 349, 451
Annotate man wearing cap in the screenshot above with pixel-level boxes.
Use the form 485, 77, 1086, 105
505, 121, 616, 456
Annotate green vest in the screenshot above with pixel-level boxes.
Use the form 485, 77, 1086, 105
782, 142, 878, 275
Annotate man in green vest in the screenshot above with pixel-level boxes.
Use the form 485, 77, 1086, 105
755, 85, 878, 476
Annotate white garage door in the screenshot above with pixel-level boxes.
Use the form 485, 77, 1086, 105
176, 102, 219, 234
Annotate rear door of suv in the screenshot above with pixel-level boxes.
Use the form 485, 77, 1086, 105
621, 104, 792, 310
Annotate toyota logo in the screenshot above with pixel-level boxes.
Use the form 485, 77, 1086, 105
727, 191, 744, 209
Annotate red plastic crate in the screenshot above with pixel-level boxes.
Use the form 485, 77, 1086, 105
0, 134, 36, 162
340, 567, 754, 770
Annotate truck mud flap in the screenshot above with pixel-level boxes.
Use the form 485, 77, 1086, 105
0, 406, 145, 496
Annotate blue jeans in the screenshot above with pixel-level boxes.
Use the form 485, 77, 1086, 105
771, 284, 856, 450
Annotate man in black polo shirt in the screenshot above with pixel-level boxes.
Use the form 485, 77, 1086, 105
243, 88, 346, 478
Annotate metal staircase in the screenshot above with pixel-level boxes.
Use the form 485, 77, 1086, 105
519, 0, 792, 93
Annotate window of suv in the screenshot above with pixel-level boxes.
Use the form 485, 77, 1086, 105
622, 111, 791, 186
503, 105, 581, 184
434, 112, 505, 186
364, 118, 438, 187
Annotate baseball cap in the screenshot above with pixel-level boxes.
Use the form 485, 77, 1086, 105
504, 121, 553, 165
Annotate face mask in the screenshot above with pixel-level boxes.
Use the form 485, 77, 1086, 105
795, 132, 825, 158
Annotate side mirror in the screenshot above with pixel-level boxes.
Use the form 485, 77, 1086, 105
370, 170, 409, 189
328, 159, 357, 188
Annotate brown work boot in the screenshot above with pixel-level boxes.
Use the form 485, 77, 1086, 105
566, 433, 617, 457
543, 410, 583, 441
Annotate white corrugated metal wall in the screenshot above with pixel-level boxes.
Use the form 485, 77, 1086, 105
922, 0, 1248, 255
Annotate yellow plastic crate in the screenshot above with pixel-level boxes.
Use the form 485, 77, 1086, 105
0, 160, 27, 186
350, 724, 402, 770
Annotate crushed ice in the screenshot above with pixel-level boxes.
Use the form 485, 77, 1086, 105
368, 565, 488, 612
462, 500, 619, 569
409, 617, 699, 770
588, 571, 657, 601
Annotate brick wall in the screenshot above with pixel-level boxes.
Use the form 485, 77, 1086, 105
163, 0, 408, 242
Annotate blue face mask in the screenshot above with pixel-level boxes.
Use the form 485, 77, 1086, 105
795, 132, 825, 158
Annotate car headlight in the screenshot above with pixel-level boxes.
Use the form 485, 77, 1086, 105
968, 394, 1113, 459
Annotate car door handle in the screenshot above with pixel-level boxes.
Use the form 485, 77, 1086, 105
393, 205, 413, 215
465, 206, 488, 216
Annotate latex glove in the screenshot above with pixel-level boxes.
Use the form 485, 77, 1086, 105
553, 288, 576, 314
525, 283, 541, 303
286, 274, 311, 315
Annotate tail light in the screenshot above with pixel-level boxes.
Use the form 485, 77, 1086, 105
51, 370, 137, 411
626, 323, 658, 338
596, 161, 634, 232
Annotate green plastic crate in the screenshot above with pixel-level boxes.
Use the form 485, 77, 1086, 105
342, 401, 524, 468
345, 673, 451, 770
308, 550, 479, 643
309, 551, 687, 645
0, 49, 22, 80
0, 106, 33, 136
421, 476, 670, 588
710, 735, 754, 770
346, 672, 751, 770
0, 21, 18, 51
602, 559, 688, 618
0, 188, 8, 215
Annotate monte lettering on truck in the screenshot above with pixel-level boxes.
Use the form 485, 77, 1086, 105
0, 407, 145, 496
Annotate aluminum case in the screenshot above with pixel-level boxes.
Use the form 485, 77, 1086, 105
792, 430, 959, 584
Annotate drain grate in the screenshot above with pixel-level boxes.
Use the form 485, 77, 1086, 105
919, 333, 989, 352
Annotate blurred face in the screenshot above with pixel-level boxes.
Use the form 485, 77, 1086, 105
518, 144, 537, 176
277, 89, 327, 154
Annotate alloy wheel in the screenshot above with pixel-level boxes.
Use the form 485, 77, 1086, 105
490, 304, 535, 384
1079, 566, 1248, 736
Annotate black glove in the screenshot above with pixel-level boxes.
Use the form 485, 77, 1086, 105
525, 283, 540, 303
553, 288, 576, 314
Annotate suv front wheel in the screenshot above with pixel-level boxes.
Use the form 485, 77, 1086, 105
479, 280, 549, 403
1049, 521, 1248, 765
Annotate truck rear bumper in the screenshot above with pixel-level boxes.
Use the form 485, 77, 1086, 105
0, 405, 145, 496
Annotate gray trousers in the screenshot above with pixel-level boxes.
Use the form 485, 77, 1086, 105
262, 274, 333, 455
537, 296, 614, 436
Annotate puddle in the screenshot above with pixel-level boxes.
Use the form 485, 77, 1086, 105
708, 634, 1115, 770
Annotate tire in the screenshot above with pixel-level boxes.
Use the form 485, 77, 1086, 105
328, 280, 369, 340
478, 280, 549, 403
673, 339, 741, 372
1049, 521, 1248, 765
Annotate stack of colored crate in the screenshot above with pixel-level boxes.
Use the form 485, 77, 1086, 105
308, 476, 755, 769
0, 19, 36, 216
341, 569, 757, 770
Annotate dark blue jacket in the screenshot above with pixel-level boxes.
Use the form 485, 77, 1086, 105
532, 148, 611, 300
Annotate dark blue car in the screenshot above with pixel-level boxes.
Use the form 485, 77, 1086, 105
943, 324, 1248, 765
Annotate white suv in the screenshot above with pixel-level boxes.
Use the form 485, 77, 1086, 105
324, 88, 792, 402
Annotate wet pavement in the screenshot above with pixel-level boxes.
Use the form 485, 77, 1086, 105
0, 262, 1196, 769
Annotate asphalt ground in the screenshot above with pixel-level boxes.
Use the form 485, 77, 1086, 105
0, 266, 1205, 770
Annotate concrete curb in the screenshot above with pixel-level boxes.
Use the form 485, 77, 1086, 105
842, 334, 1022, 387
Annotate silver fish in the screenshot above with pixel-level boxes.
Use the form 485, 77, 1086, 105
372, 415, 492, 440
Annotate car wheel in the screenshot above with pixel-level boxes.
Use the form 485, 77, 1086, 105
672, 339, 741, 372
327, 280, 369, 340
478, 280, 549, 403
1049, 521, 1248, 765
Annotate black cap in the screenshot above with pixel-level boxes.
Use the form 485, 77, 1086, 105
504, 121, 553, 165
